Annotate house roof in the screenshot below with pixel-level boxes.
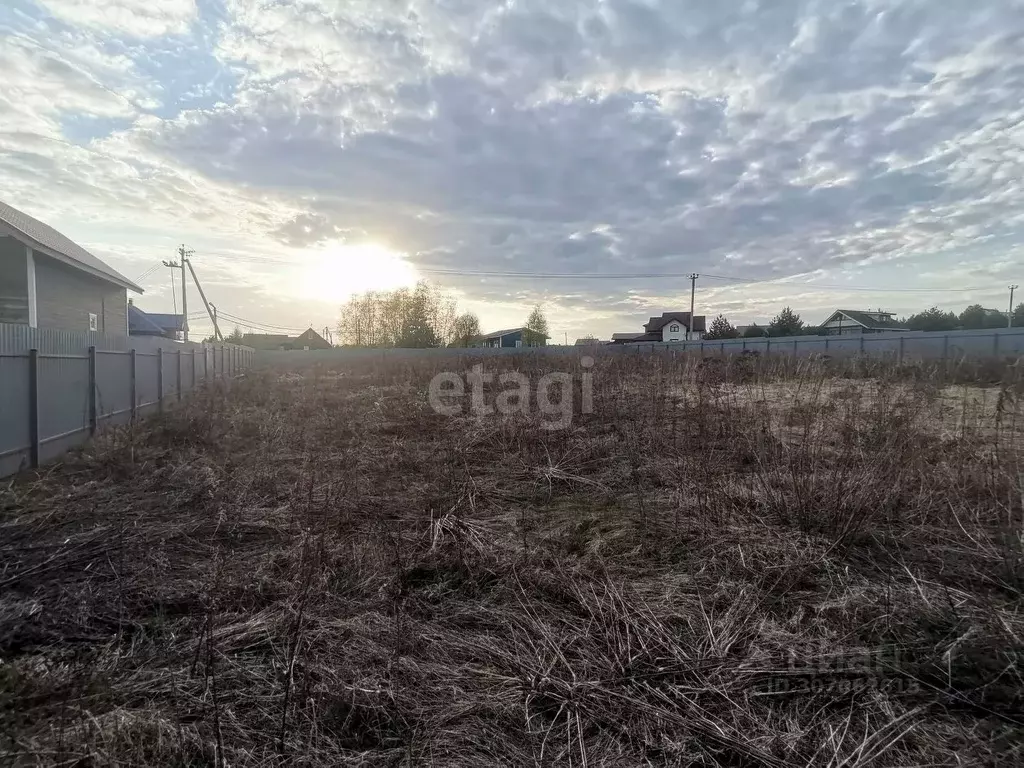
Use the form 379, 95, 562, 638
480, 326, 550, 339
145, 312, 186, 331
611, 332, 644, 340
0, 200, 143, 293
128, 305, 167, 335
295, 327, 331, 347
826, 309, 909, 331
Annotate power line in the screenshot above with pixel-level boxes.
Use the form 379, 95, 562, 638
133, 263, 161, 283
181, 250, 1004, 293
215, 310, 309, 333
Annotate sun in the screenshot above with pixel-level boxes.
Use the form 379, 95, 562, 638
295, 241, 419, 303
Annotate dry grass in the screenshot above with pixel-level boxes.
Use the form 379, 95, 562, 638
1, 351, 1023, 766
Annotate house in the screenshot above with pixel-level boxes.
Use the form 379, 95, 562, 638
610, 312, 707, 343
293, 327, 332, 349
820, 309, 909, 335
240, 328, 331, 350
472, 327, 548, 348
574, 337, 605, 345
128, 301, 186, 340
242, 333, 293, 350
0, 199, 142, 333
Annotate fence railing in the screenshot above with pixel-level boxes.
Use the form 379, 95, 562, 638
0, 324, 253, 478
253, 327, 1024, 365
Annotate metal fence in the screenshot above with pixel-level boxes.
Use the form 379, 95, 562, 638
0, 323, 254, 478
254, 327, 1024, 366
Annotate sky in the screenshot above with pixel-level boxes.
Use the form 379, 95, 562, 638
1, 0, 1022, 342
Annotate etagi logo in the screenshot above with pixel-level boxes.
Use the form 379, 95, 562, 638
428, 357, 595, 430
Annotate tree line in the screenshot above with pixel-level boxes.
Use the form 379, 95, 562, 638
704, 303, 1024, 340
336, 281, 550, 348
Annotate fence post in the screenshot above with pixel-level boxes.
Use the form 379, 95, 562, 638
993, 333, 1000, 356
176, 349, 183, 402
793, 339, 797, 356
28, 349, 40, 469
766, 337, 771, 356
157, 347, 164, 413
824, 336, 830, 353
192, 348, 197, 390
130, 349, 137, 421
899, 335, 905, 364
859, 335, 865, 354
88, 345, 97, 436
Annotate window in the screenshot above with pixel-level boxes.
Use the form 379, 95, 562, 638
88, 313, 98, 332
515, 339, 522, 348
669, 323, 680, 332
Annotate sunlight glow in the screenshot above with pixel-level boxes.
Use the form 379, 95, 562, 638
295, 242, 419, 303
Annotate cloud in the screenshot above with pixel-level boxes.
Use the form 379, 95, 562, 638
33, 0, 197, 37
1, 0, 1022, 339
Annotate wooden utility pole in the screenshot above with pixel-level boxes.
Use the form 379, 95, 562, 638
687, 273, 699, 341
162, 249, 189, 341
1009, 285, 1018, 328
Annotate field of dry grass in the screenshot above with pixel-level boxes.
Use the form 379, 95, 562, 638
2, 351, 1023, 766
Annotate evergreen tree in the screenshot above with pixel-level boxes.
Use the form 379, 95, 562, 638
705, 314, 739, 340
905, 307, 958, 332
959, 304, 1006, 330
767, 307, 803, 337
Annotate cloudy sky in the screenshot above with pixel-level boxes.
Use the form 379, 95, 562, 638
1, 0, 1022, 341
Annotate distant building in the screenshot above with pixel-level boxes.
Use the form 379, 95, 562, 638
610, 312, 707, 343
128, 301, 185, 340
472, 327, 548, 348
574, 337, 606, 345
242, 333, 292, 350
293, 327, 332, 349
820, 309, 909, 335
0, 199, 142, 333
242, 328, 332, 350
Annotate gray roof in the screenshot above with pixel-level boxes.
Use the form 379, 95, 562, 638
827, 310, 909, 331
0, 200, 142, 293
480, 326, 550, 339
480, 326, 524, 338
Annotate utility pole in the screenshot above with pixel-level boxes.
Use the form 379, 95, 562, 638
162, 247, 189, 341
184, 256, 223, 341
687, 273, 699, 341
1009, 285, 1018, 328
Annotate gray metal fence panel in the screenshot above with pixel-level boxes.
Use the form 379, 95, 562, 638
0, 355, 31, 466
0, 323, 254, 478
254, 327, 1024, 366
37, 355, 90, 446
95, 351, 132, 419
135, 353, 160, 410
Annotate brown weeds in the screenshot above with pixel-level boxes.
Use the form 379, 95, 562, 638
1, 351, 1022, 766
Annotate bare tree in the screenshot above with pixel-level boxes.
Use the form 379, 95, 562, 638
451, 313, 481, 347
338, 281, 466, 347
524, 305, 549, 347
